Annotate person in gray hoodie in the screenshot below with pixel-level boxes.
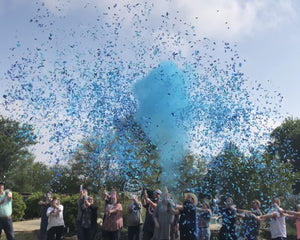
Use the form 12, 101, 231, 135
127, 195, 143, 240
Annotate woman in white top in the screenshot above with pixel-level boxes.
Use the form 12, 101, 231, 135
258, 197, 293, 240
46, 197, 64, 240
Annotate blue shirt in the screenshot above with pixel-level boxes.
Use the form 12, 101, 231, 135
0, 192, 12, 217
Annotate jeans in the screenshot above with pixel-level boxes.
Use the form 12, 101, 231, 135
143, 230, 154, 240
128, 225, 142, 240
39, 218, 48, 240
0, 217, 15, 240
103, 229, 121, 240
47, 225, 64, 240
89, 224, 98, 240
198, 227, 210, 240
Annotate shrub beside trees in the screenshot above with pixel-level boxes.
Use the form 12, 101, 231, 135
24, 192, 44, 219
60, 194, 79, 232
12, 192, 26, 221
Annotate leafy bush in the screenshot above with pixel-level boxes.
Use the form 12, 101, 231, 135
12, 191, 26, 221
24, 191, 43, 219
60, 194, 79, 232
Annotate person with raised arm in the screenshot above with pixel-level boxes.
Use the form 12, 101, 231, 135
277, 203, 300, 240
76, 188, 88, 240
102, 190, 123, 240
142, 189, 161, 240
46, 197, 64, 240
38, 191, 52, 240
258, 197, 293, 240
218, 197, 237, 240
80, 195, 98, 240
238, 199, 262, 240
197, 202, 212, 240
0, 182, 14, 240
127, 194, 143, 240
177, 193, 198, 240
152, 187, 176, 240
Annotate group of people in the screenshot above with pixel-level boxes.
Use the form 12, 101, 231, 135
0, 180, 299, 240
216, 197, 300, 240
39, 188, 99, 240
98, 187, 300, 240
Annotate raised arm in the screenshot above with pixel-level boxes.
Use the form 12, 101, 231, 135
258, 212, 278, 221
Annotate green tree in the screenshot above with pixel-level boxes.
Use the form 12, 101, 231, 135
268, 117, 300, 171
6, 157, 52, 193
176, 153, 207, 199
203, 142, 298, 209
69, 115, 162, 192
0, 116, 37, 178
112, 116, 162, 189
267, 117, 300, 193
48, 166, 81, 194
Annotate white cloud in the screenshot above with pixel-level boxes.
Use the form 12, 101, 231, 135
171, 0, 296, 39
38, 0, 297, 39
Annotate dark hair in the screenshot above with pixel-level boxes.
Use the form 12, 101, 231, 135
52, 197, 60, 205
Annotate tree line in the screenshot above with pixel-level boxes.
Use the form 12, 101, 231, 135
0, 115, 299, 211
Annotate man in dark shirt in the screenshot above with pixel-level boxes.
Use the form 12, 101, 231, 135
240, 199, 262, 240
218, 197, 237, 240
38, 191, 52, 240
142, 189, 161, 240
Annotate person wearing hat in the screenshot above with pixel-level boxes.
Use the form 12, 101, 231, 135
142, 189, 161, 240
127, 194, 143, 240
177, 193, 198, 240
0, 182, 14, 240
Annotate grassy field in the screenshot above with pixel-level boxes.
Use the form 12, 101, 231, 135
0, 232, 38, 240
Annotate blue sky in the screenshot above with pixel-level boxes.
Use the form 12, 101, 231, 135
1, 0, 299, 117
0, 0, 300, 163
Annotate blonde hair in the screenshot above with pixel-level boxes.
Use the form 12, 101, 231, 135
272, 197, 280, 206
252, 199, 261, 208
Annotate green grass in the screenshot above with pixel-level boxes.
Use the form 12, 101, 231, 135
286, 221, 297, 236
0, 231, 38, 240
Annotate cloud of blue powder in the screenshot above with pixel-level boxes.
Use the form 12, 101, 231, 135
133, 61, 190, 183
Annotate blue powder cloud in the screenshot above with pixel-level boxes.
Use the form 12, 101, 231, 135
133, 61, 189, 182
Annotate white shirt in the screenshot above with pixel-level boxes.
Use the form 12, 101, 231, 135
268, 208, 286, 238
46, 205, 64, 230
